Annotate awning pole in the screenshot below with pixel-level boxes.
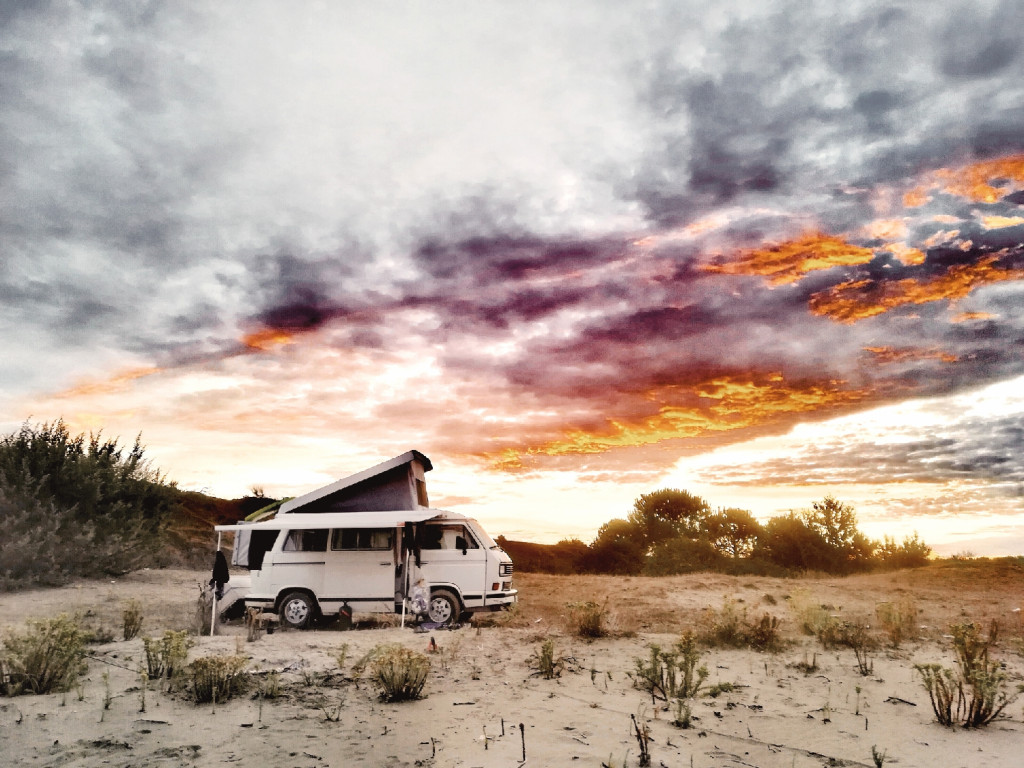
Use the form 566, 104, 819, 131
210, 532, 222, 637
400, 549, 410, 628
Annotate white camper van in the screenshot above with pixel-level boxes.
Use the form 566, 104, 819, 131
215, 508, 516, 628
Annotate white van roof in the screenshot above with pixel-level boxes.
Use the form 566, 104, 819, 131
215, 508, 465, 532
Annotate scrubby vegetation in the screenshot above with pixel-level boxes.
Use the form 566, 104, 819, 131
368, 644, 430, 702
565, 600, 609, 638
188, 654, 249, 704
0, 420, 279, 588
0, 420, 177, 587
696, 599, 783, 651
0, 614, 88, 696
499, 490, 932, 577
916, 621, 1021, 727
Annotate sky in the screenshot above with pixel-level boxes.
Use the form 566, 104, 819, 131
2, 1, 1023, 556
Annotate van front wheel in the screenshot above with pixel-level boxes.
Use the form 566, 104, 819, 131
279, 592, 315, 629
428, 589, 459, 625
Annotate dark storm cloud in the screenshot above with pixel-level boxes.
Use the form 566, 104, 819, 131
626, 1, 1024, 229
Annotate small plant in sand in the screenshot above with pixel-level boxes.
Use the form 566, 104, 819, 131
369, 644, 430, 702
529, 638, 567, 679
632, 631, 708, 703
790, 589, 840, 639
875, 598, 918, 648
838, 620, 877, 676
697, 600, 783, 651
671, 698, 693, 728
334, 642, 350, 673
915, 621, 1021, 728
142, 630, 193, 687
188, 654, 250, 704
121, 599, 143, 641
871, 745, 888, 767
565, 600, 608, 638
631, 712, 652, 767
746, 612, 783, 651
0, 614, 88, 696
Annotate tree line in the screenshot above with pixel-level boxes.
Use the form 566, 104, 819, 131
497, 488, 931, 576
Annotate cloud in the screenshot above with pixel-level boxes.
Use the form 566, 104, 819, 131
1, 0, 1024, 548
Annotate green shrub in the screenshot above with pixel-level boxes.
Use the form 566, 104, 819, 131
566, 600, 608, 638
916, 621, 1020, 727
530, 638, 565, 679
188, 654, 249, 704
632, 632, 708, 702
836, 620, 877, 676
370, 645, 430, 702
875, 598, 918, 648
0, 614, 88, 695
142, 630, 193, 685
122, 599, 143, 641
697, 600, 783, 651
0, 421, 175, 588
789, 589, 839, 639
747, 612, 783, 651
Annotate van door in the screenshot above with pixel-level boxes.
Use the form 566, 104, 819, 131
321, 527, 396, 615
418, 522, 486, 609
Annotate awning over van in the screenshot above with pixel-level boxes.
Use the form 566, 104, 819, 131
215, 509, 443, 533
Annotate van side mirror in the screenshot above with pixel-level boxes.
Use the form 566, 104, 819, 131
455, 535, 468, 554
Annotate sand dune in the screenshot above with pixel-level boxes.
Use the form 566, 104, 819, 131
1, 565, 1022, 767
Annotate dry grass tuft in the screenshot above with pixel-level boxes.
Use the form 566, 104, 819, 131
369, 644, 430, 702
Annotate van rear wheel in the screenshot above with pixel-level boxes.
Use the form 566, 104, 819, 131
279, 591, 315, 629
428, 589, 459, 625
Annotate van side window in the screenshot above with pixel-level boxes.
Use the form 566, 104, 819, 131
422, 524, 479, 550
331, 528, 393, 551
282, 529, 328, 552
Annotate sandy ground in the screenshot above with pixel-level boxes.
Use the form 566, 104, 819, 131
0, 564, 1022, 767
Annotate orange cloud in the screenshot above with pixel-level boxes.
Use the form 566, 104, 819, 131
810, 256, 1024, 323
863, 346, 958, 364
884, 242, 926, 266
488, 374, 870, 470
243, 328, 296, 351
934, 154, 1024, 203
950, 311, 996, 323
702, 232, 875, 285
54, 366, 162, 399
903, 187, 930, 208
981, 215, 1024, 229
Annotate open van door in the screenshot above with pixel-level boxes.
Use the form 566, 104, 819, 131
417, 520, 486, 621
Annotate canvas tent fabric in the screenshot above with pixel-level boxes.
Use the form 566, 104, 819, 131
278, 450, 432, 514
215, 509, 443, 533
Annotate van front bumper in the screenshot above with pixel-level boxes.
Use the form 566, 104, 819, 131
483, 589, 518, 608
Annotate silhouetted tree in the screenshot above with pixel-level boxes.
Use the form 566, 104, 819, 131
646, 536, 725, 575
755, 512, 834, 571
582, 518, 645, 574
627, 488, 710, 551
703, 507, 763, 558
805, 495, 873, 571
876, 532, 931, 569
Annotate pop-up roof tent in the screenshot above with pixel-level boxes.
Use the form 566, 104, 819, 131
280, 449, 432, 514
229, 450, 433, 567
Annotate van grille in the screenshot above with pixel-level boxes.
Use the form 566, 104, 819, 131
499, 563, 513, 577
